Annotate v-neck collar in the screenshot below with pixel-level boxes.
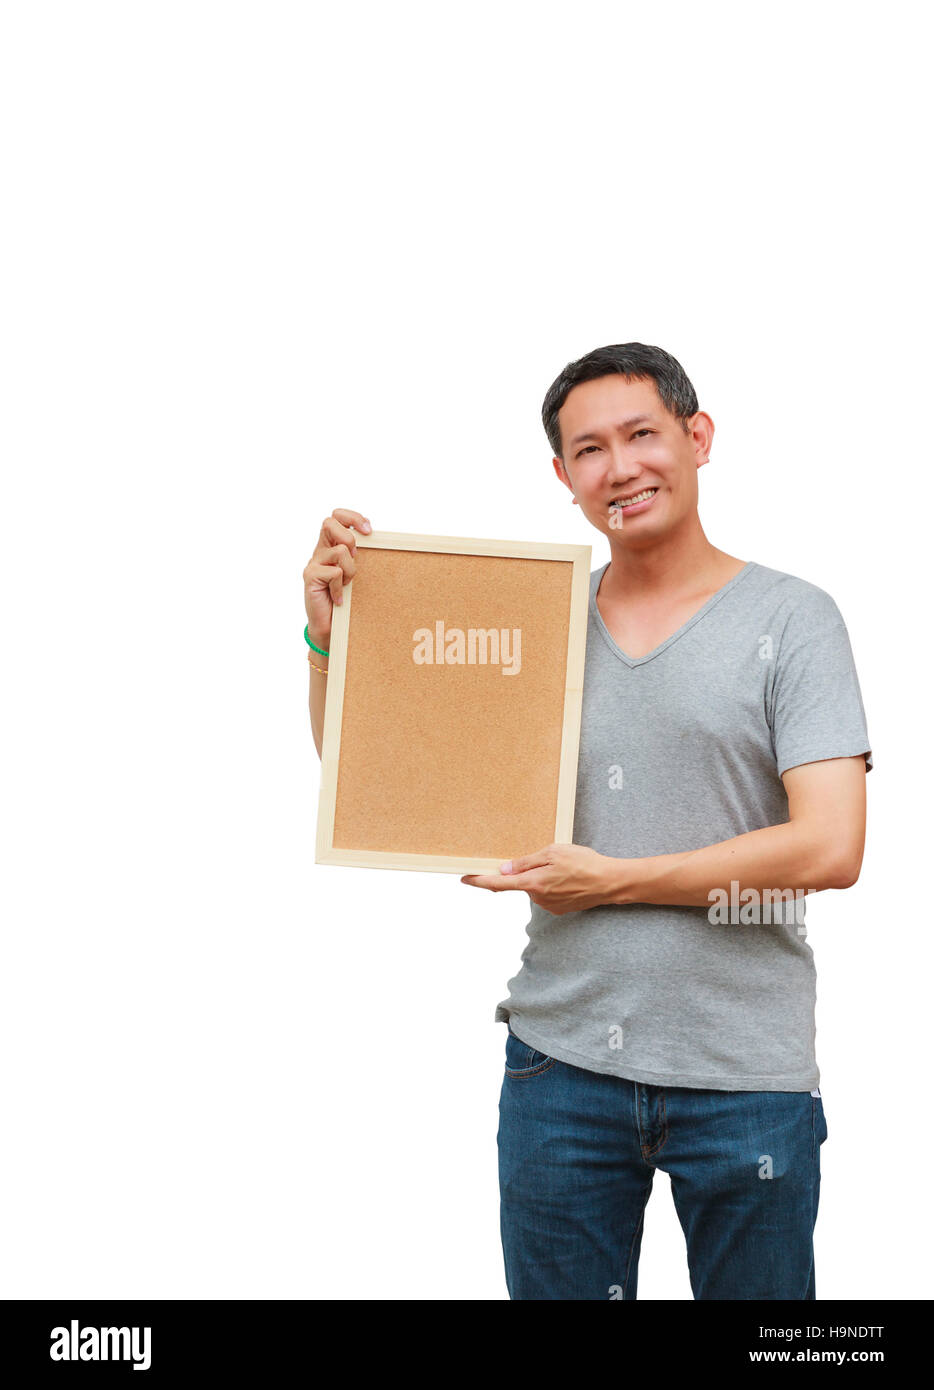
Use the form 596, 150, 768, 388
590, 560, 757, 668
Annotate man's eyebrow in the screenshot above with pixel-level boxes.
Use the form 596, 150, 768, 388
568, 414, 657, 448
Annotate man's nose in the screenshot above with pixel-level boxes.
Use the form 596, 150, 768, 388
605, 447, 641, 483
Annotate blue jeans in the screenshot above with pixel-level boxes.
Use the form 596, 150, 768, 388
499, 1028, 827, 1300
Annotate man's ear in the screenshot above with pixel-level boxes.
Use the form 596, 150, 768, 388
552, 456, 576, 500
690, 411, 715, 467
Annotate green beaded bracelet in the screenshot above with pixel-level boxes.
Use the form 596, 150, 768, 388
304, 624, 329, 657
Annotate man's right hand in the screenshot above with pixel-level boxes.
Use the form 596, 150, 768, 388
303, 508, 372, 651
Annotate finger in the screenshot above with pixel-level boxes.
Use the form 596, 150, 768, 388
494, 869, 546, 891
304, 560, 343, 583
460, 872, 535, 891
318, 542, 356, 584
305, 545, 356, 611
303, 561, 345, 607
329, 508, 372, 537
328, 508, 372, 544
321, 516, 361, 559
304, 559, 347, 590
499, 847, 554, 875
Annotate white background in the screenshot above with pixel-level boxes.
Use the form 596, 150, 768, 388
1, 0, 930, 1300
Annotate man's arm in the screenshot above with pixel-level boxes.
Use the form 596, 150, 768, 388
605, 754, 867, 907
304, 507, 369, 761
309, 649, 329, 760
461, 755, 868, 914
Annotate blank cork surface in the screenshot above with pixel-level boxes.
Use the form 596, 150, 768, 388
332, 547, 575, 859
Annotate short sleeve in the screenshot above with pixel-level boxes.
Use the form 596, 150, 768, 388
769, 620, 873, 778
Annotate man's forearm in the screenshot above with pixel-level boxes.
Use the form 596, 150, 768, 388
603, 819, 854, 908
309, 653, 329, 760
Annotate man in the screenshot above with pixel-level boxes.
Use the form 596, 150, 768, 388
460, 342, 872, 1300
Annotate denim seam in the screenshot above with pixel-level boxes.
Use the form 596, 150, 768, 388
504, 1057, 557, 1079
636, 1086, 669, 1161
644, 1089, 670, 1160
623, 1181, 654, 1297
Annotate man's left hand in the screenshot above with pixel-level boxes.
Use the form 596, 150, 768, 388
460, 843, 616, 915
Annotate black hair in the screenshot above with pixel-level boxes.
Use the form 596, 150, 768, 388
542, 342, 700, 459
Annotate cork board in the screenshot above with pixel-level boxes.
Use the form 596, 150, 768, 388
315, 530, 592, 873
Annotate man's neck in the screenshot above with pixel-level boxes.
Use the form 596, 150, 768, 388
602, 523, 741, 603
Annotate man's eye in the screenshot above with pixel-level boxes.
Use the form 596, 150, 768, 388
577, 430, 652, 457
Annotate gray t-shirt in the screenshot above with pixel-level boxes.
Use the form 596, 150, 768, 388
495, 559, 873, 1092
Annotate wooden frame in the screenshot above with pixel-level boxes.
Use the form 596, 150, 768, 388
315, 530, 592, 873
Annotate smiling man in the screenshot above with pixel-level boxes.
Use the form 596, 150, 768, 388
461, 342, 872, 1301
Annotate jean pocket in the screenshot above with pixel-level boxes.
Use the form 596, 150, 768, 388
505, 1028, 556, 1078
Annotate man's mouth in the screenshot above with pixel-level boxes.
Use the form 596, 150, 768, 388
609, 487, 659, 513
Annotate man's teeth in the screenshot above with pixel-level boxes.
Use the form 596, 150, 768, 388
610, 488, 657, 508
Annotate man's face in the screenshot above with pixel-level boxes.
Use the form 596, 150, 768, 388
553, 375, 710, 546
